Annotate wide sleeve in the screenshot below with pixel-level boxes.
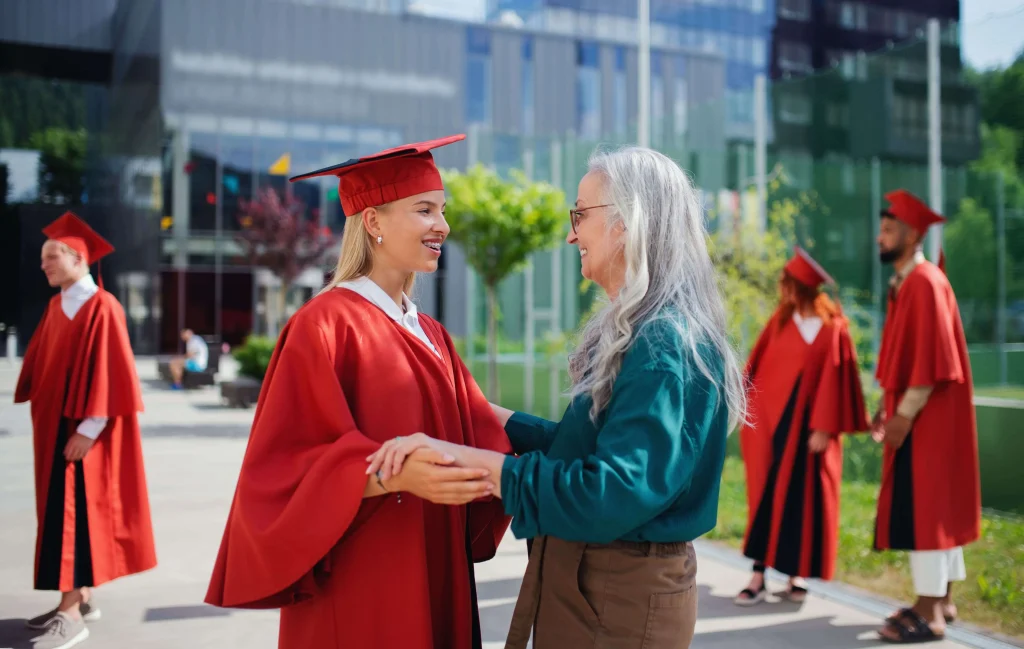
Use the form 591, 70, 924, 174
441, 325, 513, 562
14, 302, 52, 403
205, 315, 382, 609
809, 320, 869, 435
505, 411, 560, 455
63, 294, 144, 420
878, 274, 964, 391
500, 368, 704, 544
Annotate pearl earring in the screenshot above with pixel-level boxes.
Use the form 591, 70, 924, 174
376, 235, 383, 244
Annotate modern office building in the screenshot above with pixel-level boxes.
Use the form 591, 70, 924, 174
1, 0, 727, 354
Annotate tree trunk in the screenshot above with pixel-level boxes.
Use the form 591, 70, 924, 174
486, 284, 500, 402
269, 281, 289, 339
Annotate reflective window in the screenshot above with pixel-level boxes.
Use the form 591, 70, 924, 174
188, 132, 218, 233
220, 133, 254, 233
576, 41, 601, 139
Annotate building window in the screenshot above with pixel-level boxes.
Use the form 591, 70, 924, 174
826, 102, 849, 128
576, 41, 601, 140
673, 57, 687, 142
614, 46, 628, 137
466, 28, 492, 125
778, 0, 811, 21
651, 52, 665, 146
522, 37, 534, 136
778, 41, 812, 75
779, 93, 812, 125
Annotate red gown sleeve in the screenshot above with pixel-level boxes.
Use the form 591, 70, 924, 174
809, 318, 869, 435
205, 314, 382, 609
437, 325, 513, 562
877, 271, 964, 391
63, 293, 144, 419
14, 301, 53, 404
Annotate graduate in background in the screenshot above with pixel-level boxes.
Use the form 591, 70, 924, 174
15, 212, 155, 649
205, 135, 513, 649
873, 190, 980, 644
735, 247, 868, 606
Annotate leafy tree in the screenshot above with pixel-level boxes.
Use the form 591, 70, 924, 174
945, 198, 998, 341
442, 165, 567, 400
235, 188, 337, 337
29, 127, 87, 205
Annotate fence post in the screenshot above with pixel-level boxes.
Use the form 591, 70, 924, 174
871, 157, 883, 356
997, 171, 1008, 385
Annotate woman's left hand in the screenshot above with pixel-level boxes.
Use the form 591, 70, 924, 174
367, 433, 457, 481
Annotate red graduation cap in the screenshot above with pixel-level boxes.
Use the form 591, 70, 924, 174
289, 134, 465, 216
882, 189, 945, 234
784, 246, 834, 289
42, 211, 115, 267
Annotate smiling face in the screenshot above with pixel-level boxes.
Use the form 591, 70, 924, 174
363, 189, 450, 275
566, 171, 626, 296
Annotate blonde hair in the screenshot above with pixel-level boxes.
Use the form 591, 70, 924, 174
320, 205, 415, 296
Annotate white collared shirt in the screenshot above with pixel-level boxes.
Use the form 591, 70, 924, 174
890, 250, 927, 296
62, 273, 98, 319
337, 276, 439, 357
792, 311, 823, 345
60, 274, 108, 440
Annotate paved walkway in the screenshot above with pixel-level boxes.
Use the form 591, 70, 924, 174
0, 359, 1015, 649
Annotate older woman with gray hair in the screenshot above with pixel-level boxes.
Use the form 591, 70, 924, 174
367, 145, 745, 648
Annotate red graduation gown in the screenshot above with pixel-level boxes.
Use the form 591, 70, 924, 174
740, 310, 868, 579
205, 289, 512, 649
874, 262, 981, 551
15, 290, 155, 592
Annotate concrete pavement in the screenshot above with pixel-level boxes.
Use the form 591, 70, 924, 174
0, 358, 1013, 648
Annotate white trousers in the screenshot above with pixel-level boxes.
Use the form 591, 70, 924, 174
909, 547, 966, 597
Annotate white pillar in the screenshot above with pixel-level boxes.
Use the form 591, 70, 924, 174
871, 157, 883, 354
637, 0, 651, 148
997, 171, 1007, 384
927, 17, 943, 263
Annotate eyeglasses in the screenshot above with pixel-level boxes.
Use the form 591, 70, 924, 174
569, 204, 613, 233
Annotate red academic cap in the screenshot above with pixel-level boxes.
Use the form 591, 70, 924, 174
784, 246, 834, 289
289, 134, 465, 216
42, 211, 115, 266
882, 190, 945, 235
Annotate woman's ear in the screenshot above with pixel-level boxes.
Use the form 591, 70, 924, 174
362, 207, 380, 238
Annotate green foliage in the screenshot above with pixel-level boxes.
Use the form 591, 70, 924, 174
945, 198, 998, 340
29, 127, 87, 205
970, 53, 1024, 171
442, 165, 567, 398
0, 76, 86, 149
442, 165, 567, 287
232, 335, 276, 381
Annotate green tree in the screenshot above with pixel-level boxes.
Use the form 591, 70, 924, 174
945, 197, 998, 341
442, 165, 567, 400
29, 127, 87, 205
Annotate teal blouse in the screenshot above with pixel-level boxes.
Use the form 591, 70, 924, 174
499, 317, 729, 544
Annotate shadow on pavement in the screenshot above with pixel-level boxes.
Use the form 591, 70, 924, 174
0, 617, 36, 649
140, 424, 252, 439
692, 616, 885, 648
697, 583, 807, 620
143, 604, 234, 623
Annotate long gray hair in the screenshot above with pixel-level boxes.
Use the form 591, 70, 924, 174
568, 146, 746, 430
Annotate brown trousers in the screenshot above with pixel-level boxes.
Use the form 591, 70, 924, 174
506, 536, 698, 649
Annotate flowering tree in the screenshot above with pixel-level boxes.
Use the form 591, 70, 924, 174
235, 188, 337, 337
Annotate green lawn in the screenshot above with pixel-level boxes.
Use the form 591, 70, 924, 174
974, 385, 1024, 401
707, 457, 1024, 641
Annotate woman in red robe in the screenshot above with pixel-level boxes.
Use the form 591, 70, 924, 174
204, 135, 513, 649
735, 247, 868, 606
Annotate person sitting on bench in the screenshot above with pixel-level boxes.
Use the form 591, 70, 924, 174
169, 329, 208, 390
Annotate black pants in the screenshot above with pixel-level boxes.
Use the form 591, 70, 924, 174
35, 419, 94, 591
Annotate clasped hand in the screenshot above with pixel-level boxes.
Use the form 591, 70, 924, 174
366, 435, 492, 505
